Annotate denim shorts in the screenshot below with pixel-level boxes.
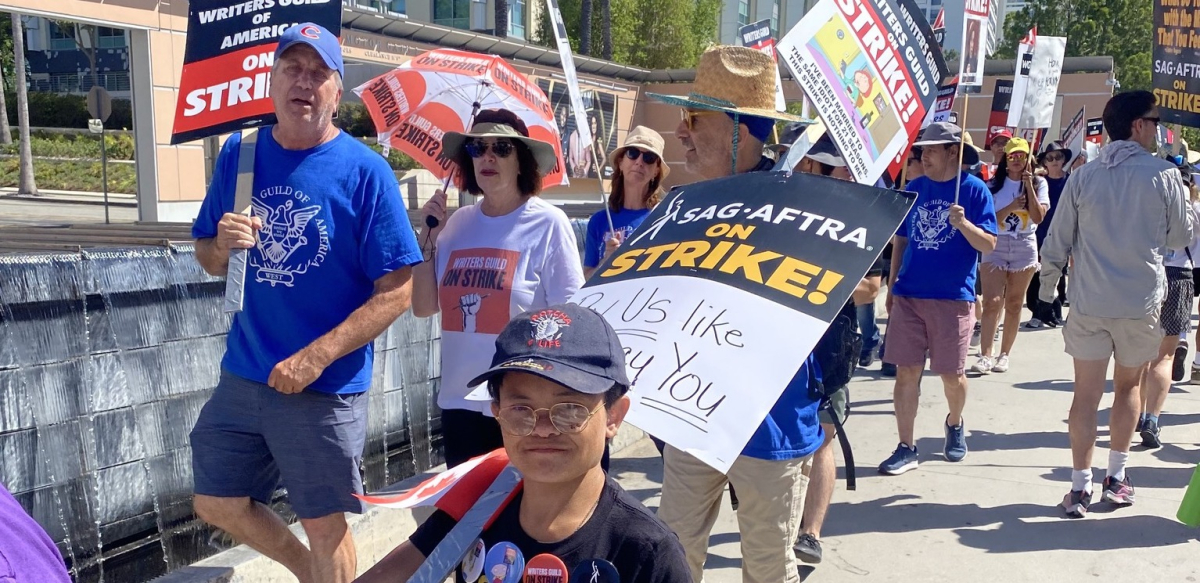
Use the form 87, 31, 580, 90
982, 233, 1039, 272
190, 371, 369, 519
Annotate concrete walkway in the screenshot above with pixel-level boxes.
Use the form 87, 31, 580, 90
162, 306, 1200, 582
610, 307, 1200, 582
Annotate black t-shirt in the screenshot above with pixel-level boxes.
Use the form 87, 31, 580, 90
410, 478, 691, 583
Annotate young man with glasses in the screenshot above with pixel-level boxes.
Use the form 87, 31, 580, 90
359, 304, 691, 582
1039, 91, 1194, 518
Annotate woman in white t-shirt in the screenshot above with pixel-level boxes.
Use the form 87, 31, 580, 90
413, 109, 585, 467
972, 137, 1049, 374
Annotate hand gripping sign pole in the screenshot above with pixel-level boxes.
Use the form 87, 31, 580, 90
545, 0, 615, 236
954, 96, 970, 205
224, 128, 258, 313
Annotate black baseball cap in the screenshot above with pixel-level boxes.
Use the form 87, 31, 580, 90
467, 303, 630, 396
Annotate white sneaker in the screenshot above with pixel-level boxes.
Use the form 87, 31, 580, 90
971, 355, 994, 374
992, 354, 1010, 373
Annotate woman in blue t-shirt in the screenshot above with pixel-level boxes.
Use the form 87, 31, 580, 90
583, 126, 669, 278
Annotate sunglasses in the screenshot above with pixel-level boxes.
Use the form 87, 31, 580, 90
1044, 153, 1065, 162
624, 148, 660, 164
1007, 152, 1028, 159
1141, 116, 1161, 125
680, 109, 723, 131
465, 139, 514, 158
497, 402, 604, 437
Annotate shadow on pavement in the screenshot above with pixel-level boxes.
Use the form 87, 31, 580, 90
915, 429, 1069, 454
1043, 465, 1196, 490
1012, 378, 1079, 392
824, 494, 1199, 552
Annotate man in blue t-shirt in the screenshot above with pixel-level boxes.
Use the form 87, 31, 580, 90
188, 24, 422, 581
880, 122, 998, 476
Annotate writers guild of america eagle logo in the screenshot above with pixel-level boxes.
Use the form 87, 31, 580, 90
913, 202, 955, 250
249, 198, 328, 287
528, 309, 573, 348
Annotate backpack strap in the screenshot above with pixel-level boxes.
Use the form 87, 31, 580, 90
807, 363, 857, 491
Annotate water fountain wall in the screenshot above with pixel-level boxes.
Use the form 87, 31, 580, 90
0, 247, 443, 582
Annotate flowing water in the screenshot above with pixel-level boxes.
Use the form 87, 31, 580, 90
0, 246, 443, 582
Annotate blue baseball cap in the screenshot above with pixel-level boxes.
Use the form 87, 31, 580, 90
275, 23, 343, 78
468, 303, 630, 396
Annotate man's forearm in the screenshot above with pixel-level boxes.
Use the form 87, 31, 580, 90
304, 268, 414, 366
194, 238, 230, 277
889, 237, 906, 287
961, 222, 996, 253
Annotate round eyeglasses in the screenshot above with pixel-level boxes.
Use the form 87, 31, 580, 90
497, 402, 604, 436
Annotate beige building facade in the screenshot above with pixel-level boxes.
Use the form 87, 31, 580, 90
1, 0, 1115, 222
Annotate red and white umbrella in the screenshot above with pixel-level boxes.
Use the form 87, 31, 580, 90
354, 48, 568, 187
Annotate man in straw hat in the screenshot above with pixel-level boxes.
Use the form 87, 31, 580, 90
878, 121, 997, 477
647, 45, 824, 583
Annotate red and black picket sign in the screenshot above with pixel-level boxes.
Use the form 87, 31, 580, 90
171, 0, 341, 144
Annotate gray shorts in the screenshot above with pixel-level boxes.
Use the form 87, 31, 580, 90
190, 371, 369, 519
818, 384, 848, 427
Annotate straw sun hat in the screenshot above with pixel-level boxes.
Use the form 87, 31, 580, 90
647, 46, 805, 122
442, 121, 558, 176
609, 125, 671, 178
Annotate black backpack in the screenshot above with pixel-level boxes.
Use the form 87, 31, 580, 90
807, 301, 862, 490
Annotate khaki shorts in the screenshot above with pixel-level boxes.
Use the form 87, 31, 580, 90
1062, 311, 1161, 368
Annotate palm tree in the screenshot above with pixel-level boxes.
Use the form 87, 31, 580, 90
600, 0, 611, 59
11, 14, 35, 194
580, 0, 593, 55
494, 0, 509, 38
0, 60, 11, 145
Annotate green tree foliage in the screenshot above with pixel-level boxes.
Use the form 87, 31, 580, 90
996, 0, 1152, 91
533, 0, 719, 69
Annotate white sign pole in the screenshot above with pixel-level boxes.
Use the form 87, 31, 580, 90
545, 0, 612, 233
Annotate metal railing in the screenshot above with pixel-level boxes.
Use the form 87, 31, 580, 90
31, 72, 131, 95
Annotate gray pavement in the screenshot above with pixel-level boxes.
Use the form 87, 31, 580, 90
160, 305, 1200, 583
608, 306, 1200, 582
0, 196, 138, 226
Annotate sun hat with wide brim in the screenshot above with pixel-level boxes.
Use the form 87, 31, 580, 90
442, 122, 558, 176
962, 131, 984, 167
647, 46, 806, 123
610, 125, 670, 178
1037, 140, 1075, 166
803, 133, 847, 168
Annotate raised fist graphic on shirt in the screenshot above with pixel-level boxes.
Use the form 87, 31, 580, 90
458, 293, 483, 333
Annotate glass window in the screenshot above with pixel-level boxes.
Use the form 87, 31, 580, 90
738, 0, 750, 27
48, 22, 77, 51
434, 0, 470, 29
97, 27, 126, 49
771, 0, 779, 35
509, 0, 526, 38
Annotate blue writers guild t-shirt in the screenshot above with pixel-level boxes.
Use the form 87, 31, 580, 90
893, 172, 997, 302
584, 207, 652, 268
192, 128, 422, 394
